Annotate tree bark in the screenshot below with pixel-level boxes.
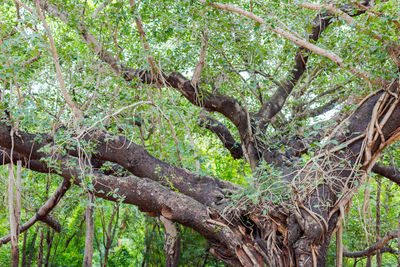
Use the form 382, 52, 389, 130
1, 2, 399, 265
44, 229, 54, 267
376, 177, 382, 266
26, 230, 38, 267
21, 231, 27, 267
8, 162, 21, 267
83, 192, 95, 267
160, 216, 181, 267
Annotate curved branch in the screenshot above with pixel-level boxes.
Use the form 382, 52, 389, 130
4, 151, 238, 252
0, 178, 70, 247
343, 231, 398, 258
199, 115, 243, 159
1, 144, 242, 256
0, 123, 238, 206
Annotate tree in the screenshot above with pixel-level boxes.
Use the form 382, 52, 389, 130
1, 0, 400, 266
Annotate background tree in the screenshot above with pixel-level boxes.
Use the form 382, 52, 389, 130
0, 0, 400, 266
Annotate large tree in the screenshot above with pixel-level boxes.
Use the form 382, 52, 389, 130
1, 0, 400, 266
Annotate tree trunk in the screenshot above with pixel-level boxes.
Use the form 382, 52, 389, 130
44, 229, 54, 267
102, 204, 119, 267
83, 192, 95, 267
8, 162, 22, 267
37, 230, 44, 267
160, 216, 180, 267
21, 231, 27, 267
376, 177, 382, 266
26, 230, 38, 267
205, 87, 400, 266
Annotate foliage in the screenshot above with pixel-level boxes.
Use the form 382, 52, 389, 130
0, 0, 400, 265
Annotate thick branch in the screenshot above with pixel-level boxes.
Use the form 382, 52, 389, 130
255, 11, 334, 128
242, 2, 373, 129
199, 115, 243, 159
0, 123, 237, 206
1, 145, 236, 252
372, 164, 400, 186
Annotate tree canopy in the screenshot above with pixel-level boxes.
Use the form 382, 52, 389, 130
1, 0, 400, 266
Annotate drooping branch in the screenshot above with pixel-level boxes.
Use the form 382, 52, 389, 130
34, 0, 82, 119
199, 114, 243, 159
343, 230, 398, 258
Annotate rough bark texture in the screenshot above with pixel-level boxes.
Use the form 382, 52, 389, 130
160, 216, 181, 267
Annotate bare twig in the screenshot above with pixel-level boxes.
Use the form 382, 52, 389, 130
22, 52, 42, 68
